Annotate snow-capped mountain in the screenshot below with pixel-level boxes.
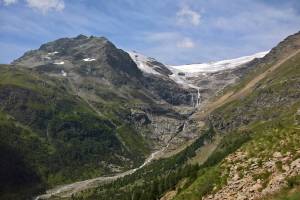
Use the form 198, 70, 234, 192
128, 50, 269, 90
128, 50, 270, 105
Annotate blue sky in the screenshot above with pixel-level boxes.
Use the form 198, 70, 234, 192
1, 0, 300, 65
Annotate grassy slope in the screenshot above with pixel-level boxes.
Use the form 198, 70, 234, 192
0, 65, 150, 199
173, 52, 300, 199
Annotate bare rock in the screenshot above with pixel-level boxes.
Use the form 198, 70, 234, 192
273, 152, 282, 158
250, 183, 263, 192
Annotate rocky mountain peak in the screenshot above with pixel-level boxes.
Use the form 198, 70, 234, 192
13, 35, 142, 79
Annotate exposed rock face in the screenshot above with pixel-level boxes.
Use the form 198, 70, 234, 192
13, 35, 142, 84
128, 105, 189, 148
203, 149, 300, 200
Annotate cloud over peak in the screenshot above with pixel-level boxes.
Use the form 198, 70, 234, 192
176, 5, 201, 26
177, 37, 195, 48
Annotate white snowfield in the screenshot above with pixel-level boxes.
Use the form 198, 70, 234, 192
128, 51, 162, 75
54, 61, 65, 65
83, 58, 96, 62
169, 51, 269, 74
168, 51, 268, 89
128, 50, 269, 89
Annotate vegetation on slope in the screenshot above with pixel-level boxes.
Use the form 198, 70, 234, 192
0, 65, 151, 199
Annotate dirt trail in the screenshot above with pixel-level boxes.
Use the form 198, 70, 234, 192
35, 146, 167, 199
194, 50, 300, 120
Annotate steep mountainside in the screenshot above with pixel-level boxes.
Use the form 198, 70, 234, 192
69, 32, 300, 200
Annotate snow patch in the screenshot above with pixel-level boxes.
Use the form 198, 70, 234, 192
61, 70, 67, 77
83, 58, 96, 62
48, 51, 59, 56
54, 61, 64, 65
128, 51, 161, 75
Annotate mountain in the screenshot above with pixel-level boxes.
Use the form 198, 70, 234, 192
0, 35, 194, 199
68, 32, 300, 200
2, 31, 299, 200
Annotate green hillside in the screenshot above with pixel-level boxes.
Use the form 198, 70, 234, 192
0, 65, 150, 199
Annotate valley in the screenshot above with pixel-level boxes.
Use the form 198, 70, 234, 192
0, 31, 299, 200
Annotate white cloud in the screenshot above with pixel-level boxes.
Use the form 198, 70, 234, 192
26, 0, 65, 13
177, 37, 195, 48
176, 5, 201, 26
2, 0, 18, 5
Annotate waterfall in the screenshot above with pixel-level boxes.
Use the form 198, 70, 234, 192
196, 88, 201, 107
191, 93, 194, 107
190, 88, 201, 108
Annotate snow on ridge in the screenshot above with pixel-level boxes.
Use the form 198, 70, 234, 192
128, 51, 162, 75
48, 51, 59, 56
169, 51, 269, 74
54, 61, 65, 65
83, 58, 96, 62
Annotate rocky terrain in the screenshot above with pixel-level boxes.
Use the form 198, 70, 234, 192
204, 150, 300, 200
